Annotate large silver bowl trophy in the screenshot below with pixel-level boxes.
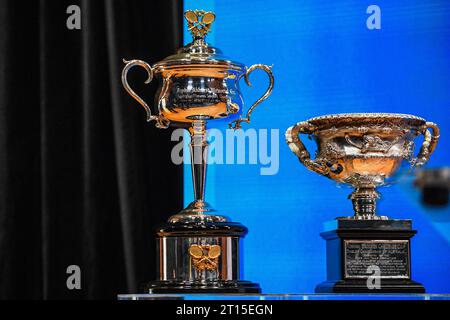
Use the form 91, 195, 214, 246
286, 113, 439, 293
121, 10, 274, 293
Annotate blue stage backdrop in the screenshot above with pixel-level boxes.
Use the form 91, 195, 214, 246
184, 0, 450, 293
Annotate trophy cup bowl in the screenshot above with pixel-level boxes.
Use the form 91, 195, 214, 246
121, 10, 273, 293
122, 11, 273, 130
286, 113, 439, 219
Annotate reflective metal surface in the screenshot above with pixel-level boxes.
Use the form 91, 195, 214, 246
157, 236, 241, 282
286, 113, 440, 219
121, 9, 272, 292
121, 9, 274, 222
121, 9, 274, 127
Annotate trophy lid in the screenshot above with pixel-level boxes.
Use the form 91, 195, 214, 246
153, 10, 245, 71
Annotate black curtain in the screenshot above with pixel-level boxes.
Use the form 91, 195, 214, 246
0, 0, 183, 299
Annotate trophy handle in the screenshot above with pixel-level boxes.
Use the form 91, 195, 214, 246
229, 64, 274, 129
411, 121, 440, 167
121, 59, 170, 129
285, 121, 334, 176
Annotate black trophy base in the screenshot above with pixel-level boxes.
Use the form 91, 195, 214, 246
315, 219, 425, 294
316, 279, 425, 293
145, 280, 261, 294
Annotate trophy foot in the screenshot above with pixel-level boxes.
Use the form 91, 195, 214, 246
348, 187, 388, 220
337, 215, 389, 220
145, 280, 261, 294
167, 201, 229, 224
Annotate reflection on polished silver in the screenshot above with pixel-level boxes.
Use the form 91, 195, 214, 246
121, 9, 270, 292
121, 13, 274, 128
286, 113, 440, 220
157, 237, 240, 282
167, 120, 229, 224
121, 10, 274, 224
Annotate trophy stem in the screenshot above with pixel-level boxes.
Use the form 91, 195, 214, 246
348, 188, 387, 220
189, 121, 208, 206
168, 121, 228, 223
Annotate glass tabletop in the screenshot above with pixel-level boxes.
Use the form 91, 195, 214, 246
117, 293, 450, 300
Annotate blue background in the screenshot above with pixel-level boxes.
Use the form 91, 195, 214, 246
184, 0, 450, 293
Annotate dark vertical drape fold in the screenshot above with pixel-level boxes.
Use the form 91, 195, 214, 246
0, 0, 183, 299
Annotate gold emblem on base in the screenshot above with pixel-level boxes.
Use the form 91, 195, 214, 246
189, 244, 221, 272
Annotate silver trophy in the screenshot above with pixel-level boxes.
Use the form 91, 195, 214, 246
286, 113, 439, 293
286, 113, 439, 219
121, 10, 274, 293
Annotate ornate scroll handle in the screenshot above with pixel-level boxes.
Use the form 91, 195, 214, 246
412, 122, 440, 167
121, 59, 170, 129
229, 64, 274, 130
285, 122, 330, 176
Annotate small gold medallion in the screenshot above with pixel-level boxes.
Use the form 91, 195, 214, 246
188, 244, 221, 272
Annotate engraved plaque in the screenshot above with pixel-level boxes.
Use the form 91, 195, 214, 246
344, 240, 410, 279
170, 77, 229, 108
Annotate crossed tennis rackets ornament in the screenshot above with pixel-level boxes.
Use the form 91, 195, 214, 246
184, 10, 216, 39
188, 244, 222, 273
